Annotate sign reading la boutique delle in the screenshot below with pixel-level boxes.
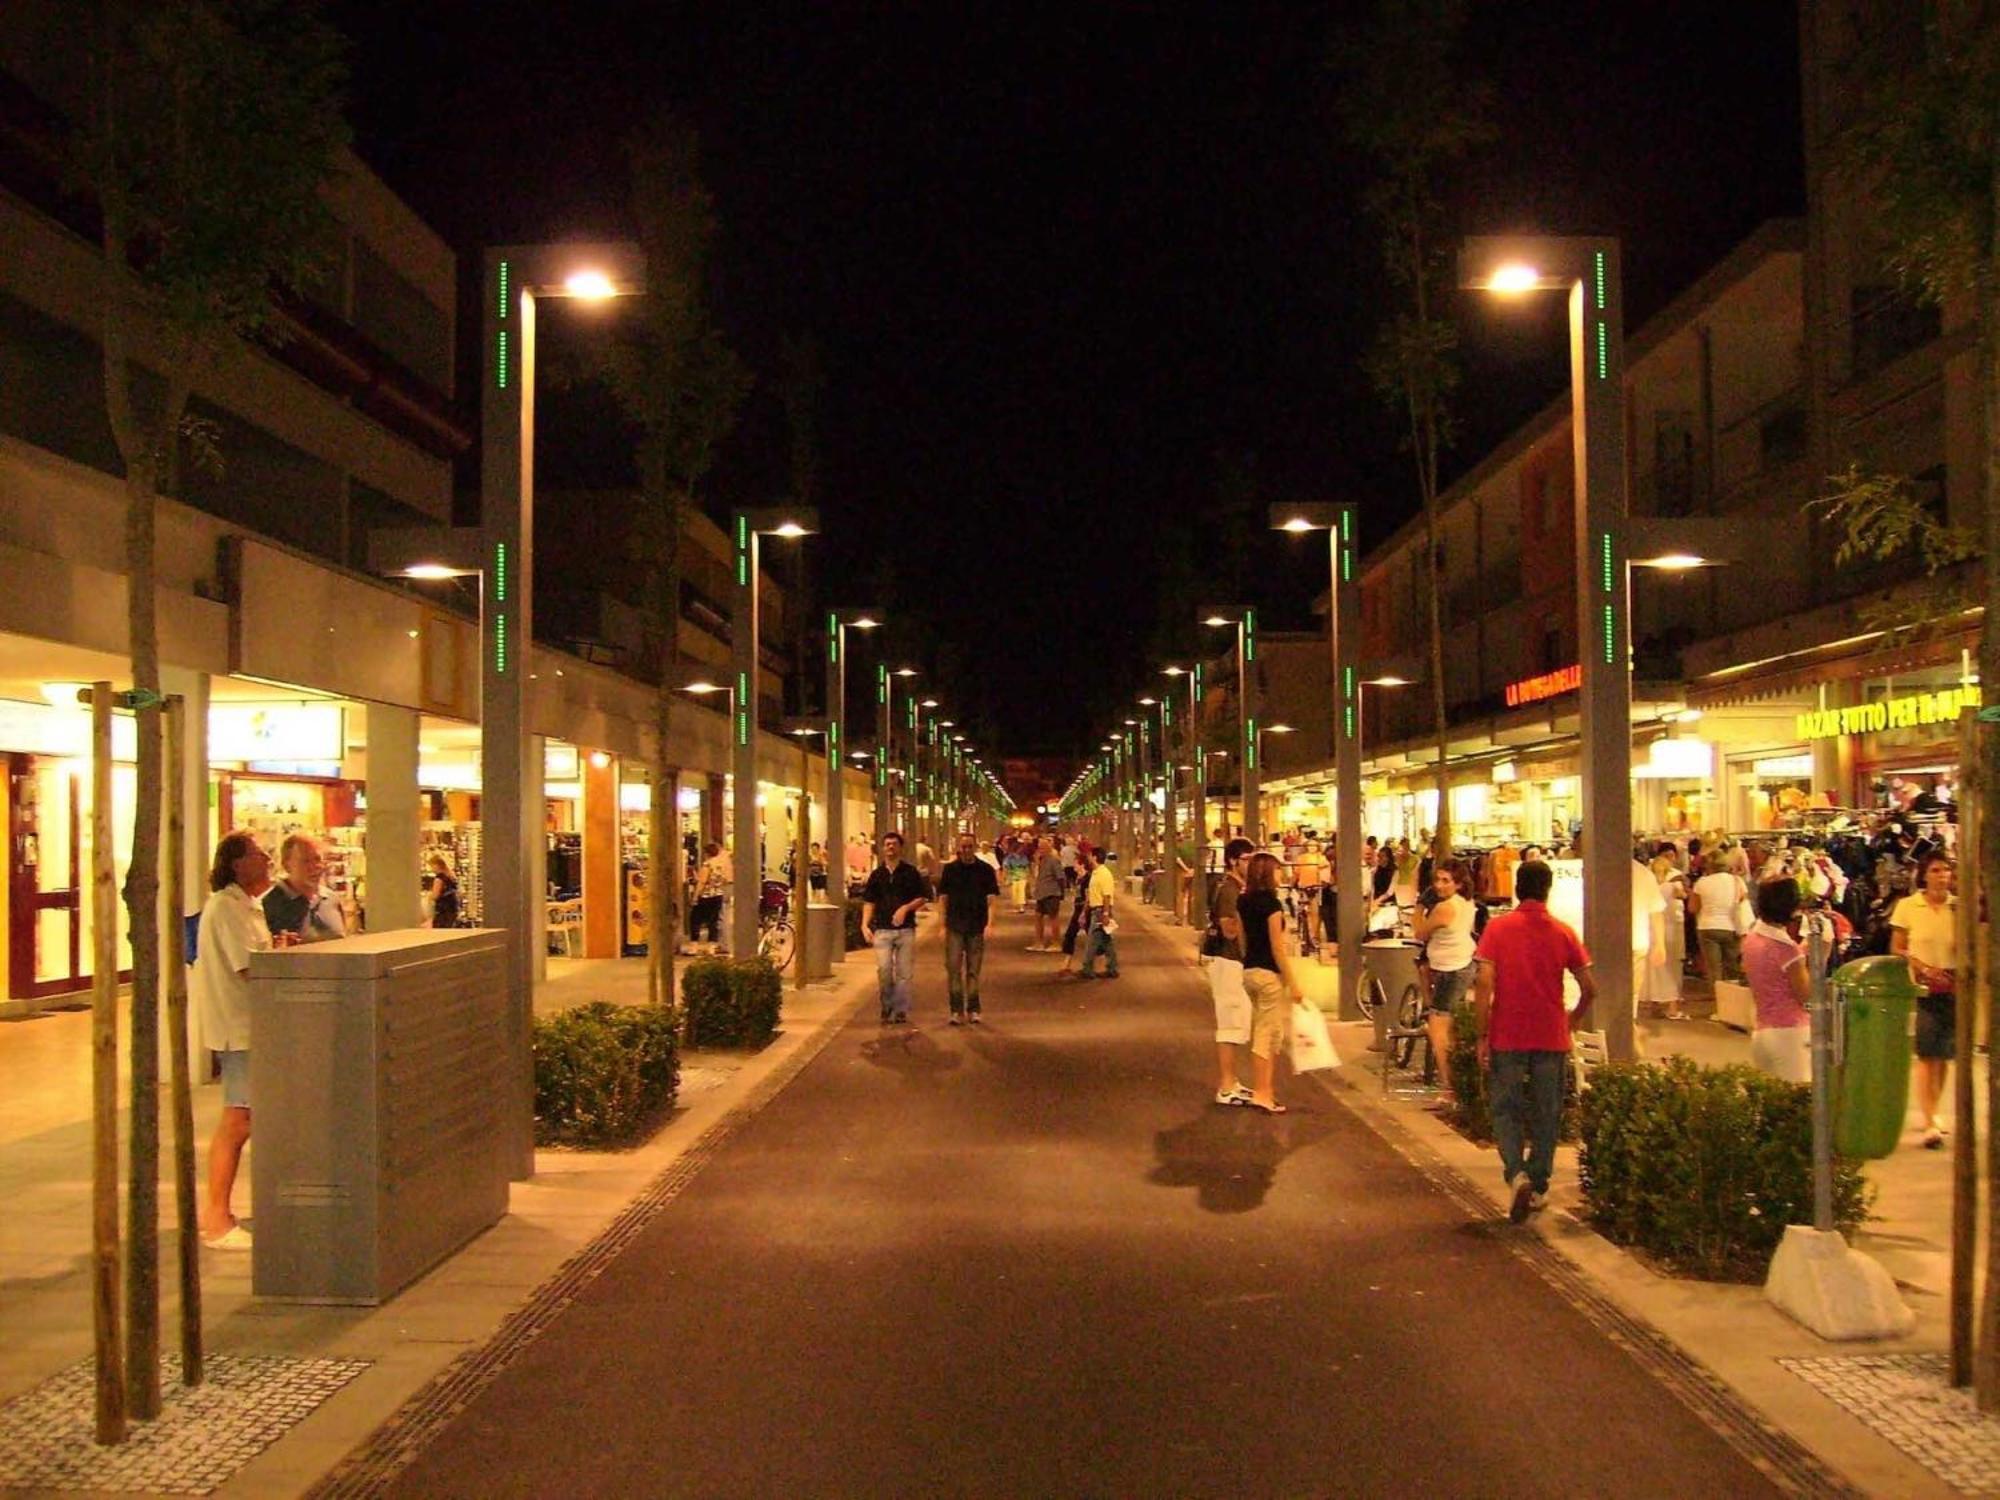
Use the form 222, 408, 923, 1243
1796, 684, 1982, 742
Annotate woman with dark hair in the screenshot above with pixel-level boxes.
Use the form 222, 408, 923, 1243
1893, 854, 1957, 1149
191, 831, 282, 1249
1742, 876, 1810, 1083
1414, 860, 1477, 1105
1237, 851, 1307, 1114
688, 841, 728, 954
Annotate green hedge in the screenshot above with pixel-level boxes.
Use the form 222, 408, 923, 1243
683, 956, 784, 1048
1580, 1057, 1872, 1281
533, 1001, 681, 1147
1444, 1001, 1578, 1146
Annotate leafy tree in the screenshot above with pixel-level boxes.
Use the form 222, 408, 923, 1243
595, 112, 751, 1011
1336, 0, 1491, 867
1818, 0, 1999, 1406
72, 0, 347, 1428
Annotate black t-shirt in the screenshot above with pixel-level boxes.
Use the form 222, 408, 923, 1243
1239, 889, 1283, 973
862, 861, 931, 929
938, 857, 1000, 934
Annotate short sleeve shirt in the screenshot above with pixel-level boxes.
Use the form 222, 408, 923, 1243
938, 857, 1000, 934
1086, 863, 1115, 912
1893, 894, 1956, 972
862, 861, 931, 929
192, 883, 271, 1053
1475, 900, 1591, 1053
1742, 921, 1807, 1029
1033, 854, 1065, 900
1212, 873, 1245, 963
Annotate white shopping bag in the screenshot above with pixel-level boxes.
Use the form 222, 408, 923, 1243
1209, 957, 1251, 1044
1289, 999, 1341, 1072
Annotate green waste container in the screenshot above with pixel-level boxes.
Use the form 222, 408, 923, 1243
1831, 954, 1920, 1160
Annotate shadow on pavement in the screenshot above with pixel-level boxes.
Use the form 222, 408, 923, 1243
1149, 1105, 1334, 1214
857, 1027, 965, 1088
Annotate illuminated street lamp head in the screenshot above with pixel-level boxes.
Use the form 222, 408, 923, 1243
894, 667, 918, 678
682, 680, 726, 695
403, 562, 467, 580
1363, 675, 1412, 687
921, 698, 940, 709
563, 269, 618, 301
1264, 723, 1296, 735
1280, 516, 1315, 533
1203, 615, 1230, 628
1484, 262, 1541, 295
1634, 552, 1708, 571
1138, 696, 1157, 706
1162, 665, 1187, 677
740, 506, 822, 538
772, 522, 807, 538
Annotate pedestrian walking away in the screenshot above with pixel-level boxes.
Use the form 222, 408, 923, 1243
1472, 859, 1596, 1223
938, 831, 1000, 1023
1077, 843, 1121, 979
860, 831, 931, 1024
1029, 835, 1065, 951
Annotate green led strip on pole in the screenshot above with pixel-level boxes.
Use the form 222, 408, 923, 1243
496, 329, 509, 390
1596, 320, 1609, 381
1603, 605, 1617, 664
494, 541, 508, 603
494, 613, 507, 674
736, 671, 750, 745
827, 612, 838, 663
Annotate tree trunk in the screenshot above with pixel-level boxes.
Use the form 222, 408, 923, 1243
1974, 137, 2000, 1413
647, 459, 684, 1011
1411, 256, 1452, 869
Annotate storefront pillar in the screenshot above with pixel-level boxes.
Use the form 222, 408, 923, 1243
530, 733, 549, 984
362, 702, 422, 931
582, 751, 620, 958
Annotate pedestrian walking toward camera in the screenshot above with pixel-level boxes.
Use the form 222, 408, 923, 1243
1473, 859, 1596, 1223
1208, 836, 1256, 1104
1030, 835, 1065, 951
1077, 843, 1121, 978
1894, 854, 1957, 1149
1237, 851, 1307, 1113
861, 831, 931, 1025
1413, 859, 1477, 1108
939, 831, 1000, 1024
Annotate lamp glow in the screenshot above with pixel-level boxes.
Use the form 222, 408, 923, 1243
683, 680, 724, 695
1280, 516, 1315, 533
403, 563, 462, 580
1635, 552, 1707, 571
771, 521, 807, 538
1486, 262, 1541, 295
564, 270, 617, 300
1364, 675, 1412, 687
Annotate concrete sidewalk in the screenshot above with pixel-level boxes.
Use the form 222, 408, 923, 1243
1129, 898, 1965, 1499
0, 939, 891, 1495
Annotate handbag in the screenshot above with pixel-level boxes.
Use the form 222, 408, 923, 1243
1289, 1000, 1340, 1072
1209, 958, 1251, 1043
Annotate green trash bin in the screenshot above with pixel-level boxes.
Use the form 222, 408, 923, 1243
1831, 954, 1920, 1160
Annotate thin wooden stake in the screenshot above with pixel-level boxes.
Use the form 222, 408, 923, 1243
126, 694, 160, 1417
164, 695, 201, 1385
1953, 710, 1979, 1385
90, 683, 125, 1444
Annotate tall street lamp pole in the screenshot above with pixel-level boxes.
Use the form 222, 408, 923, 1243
1461, 235, 1634, 1059
825, 607, 883, 923
1200, 606, 1258, 842
1139, 695, 1177, 920
1272, 503, 1363, 1011
1164, 663, 1206, 928
731, 508, 819, 962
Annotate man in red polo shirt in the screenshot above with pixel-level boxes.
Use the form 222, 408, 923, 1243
1473, 859, 1596, 1223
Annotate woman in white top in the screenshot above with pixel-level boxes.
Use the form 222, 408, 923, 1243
1893, 855, 1957, 1149
1413, 861, 1477, 1106
1688, 848, 1748, 985
191, 831, 280, 1249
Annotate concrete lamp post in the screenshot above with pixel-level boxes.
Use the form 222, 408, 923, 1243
876, 666, 918, 842
1199, 606, 1259, 843
824, 606, 883, 926
782, 717, 831, 990
730, 508, 819, 963
1459, 235, 1637, 1060
1270, 501, 1365, 1023
1161, 664, 1206, 927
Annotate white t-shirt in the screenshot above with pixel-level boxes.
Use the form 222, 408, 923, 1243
1692, 871, 1744, 933
1422, 894, 1476, 972
192, 883, 271, 1053
1893, 893, 1956, 972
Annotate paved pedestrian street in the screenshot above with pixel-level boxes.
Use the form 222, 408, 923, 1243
328, 905, 1820, 1499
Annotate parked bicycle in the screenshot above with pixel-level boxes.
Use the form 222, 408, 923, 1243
757, 879, 796, 970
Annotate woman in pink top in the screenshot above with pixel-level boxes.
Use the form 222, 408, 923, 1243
1741, 878, 1811, 1084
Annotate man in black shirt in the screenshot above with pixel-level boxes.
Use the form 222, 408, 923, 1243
938, 830, 1001, 1023
860, 831, 931, 1024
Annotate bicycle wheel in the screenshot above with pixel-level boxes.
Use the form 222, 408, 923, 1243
759, 919, 796, 971
1355, 966, 1386, 1022
1390, 982, 1426, 1070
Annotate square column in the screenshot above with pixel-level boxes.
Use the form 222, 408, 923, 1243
362, 702, 422, 931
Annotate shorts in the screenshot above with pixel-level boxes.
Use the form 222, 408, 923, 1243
1036, 894, 1061, 916
219, 1048, 252, 1110
1243, 967, 1288, 1060
1430, 965, 1474, 1015
1915, 993, 1957, 1061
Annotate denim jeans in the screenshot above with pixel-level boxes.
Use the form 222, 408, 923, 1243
1080, 924, 1119, 977
873, 927, 916, 1019
1489, 1049, 1567, 1194
944, 929, 986, 1014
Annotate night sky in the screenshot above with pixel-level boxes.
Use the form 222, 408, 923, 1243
330, 1, 1802, 766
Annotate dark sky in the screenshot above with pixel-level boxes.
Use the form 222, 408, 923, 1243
330, 1, 1803, 767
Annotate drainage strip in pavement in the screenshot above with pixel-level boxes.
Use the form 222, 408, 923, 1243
0, 1355, 370, 1496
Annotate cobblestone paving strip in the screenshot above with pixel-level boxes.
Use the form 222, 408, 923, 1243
1782, 1352, 2000, 1495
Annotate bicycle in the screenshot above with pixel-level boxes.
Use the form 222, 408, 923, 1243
756, 879, 796, 970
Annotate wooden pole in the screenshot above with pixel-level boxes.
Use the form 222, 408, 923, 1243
1955, 710, 1980, 1387
164, 696, 201, 1385
126, 693, 160, 1418
89, 683, 125, 1444
796, 740, 811, 993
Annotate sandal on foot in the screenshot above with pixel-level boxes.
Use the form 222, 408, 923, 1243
1250, 1099, 1287, 1115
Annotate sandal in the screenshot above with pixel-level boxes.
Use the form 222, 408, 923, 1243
1250, 1099, 1287, 1115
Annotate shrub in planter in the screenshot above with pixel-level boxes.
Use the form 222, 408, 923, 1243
534, 1001, 681, 1147
1579, 1057, 1871, 1282
682, 956, 784, 1048
1445, 1001, 1580, 1146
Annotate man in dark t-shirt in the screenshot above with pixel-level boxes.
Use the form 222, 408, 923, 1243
938, 832, 1001, 1023
861, 832, 931, 1024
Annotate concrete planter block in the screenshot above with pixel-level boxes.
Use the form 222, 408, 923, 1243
1764, 1224, 1916, 1341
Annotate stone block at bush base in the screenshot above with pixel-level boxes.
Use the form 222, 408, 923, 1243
1764, 1225, 1916, 1340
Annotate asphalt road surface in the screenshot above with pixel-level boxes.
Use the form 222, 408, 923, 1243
377, 900, 1785, 1499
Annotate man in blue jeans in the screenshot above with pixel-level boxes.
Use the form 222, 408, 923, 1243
1472, 859, 1596, 1223
937, 831, 1000, 1023
1077, 844, 1120, 979
860, 831, 931, 1024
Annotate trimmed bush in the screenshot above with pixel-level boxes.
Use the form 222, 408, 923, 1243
682, 956, 784, 1048
1579, 1057, 1872, 1282
1445, 1000, 1580, 1145
534, 1001, 681, 1147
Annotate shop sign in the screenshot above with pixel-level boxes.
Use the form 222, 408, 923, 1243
1505, 664, 1581, 707
210, 702, 343, 762
0, 698, 138, 760
544, 743, 580, 780
1796, 685, 1981, 742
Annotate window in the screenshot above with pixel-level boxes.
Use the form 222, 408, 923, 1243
1759, 405, 1807, 469
1651, 412, 1696, 515
1850, 283, 1941, 381
179, 399, 343, 561
0, 289, 146, 476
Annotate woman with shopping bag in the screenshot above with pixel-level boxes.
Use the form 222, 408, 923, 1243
1237, 851, 1320, 1113
1208, 837, 1256, 1105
